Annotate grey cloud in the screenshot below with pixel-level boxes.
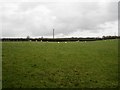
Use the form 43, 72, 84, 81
1, 2, 118, 37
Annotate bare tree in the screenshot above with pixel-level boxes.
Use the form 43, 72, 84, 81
27, 36, 30, 41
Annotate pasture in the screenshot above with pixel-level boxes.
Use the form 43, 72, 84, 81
2, 40, 118, 88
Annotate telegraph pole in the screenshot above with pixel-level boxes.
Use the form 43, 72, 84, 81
53, 28, 54, 39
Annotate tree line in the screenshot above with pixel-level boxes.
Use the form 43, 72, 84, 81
1, 35, 120, 42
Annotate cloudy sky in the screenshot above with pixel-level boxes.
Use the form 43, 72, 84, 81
0, 0, 119, 38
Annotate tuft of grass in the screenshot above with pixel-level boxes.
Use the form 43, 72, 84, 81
2, 40, 118, 88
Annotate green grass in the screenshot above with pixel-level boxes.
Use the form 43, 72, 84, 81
0, 42, 2, 89
2, 40, 118, 88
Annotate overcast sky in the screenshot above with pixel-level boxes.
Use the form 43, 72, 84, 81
0, 0, 119, 38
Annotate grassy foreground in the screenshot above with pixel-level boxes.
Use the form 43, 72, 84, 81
2, 40, 118, 88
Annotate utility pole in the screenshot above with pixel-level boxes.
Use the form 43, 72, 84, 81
53, 28, 54, 39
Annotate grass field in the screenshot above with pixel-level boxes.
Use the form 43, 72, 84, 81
2, 40, 118, 88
